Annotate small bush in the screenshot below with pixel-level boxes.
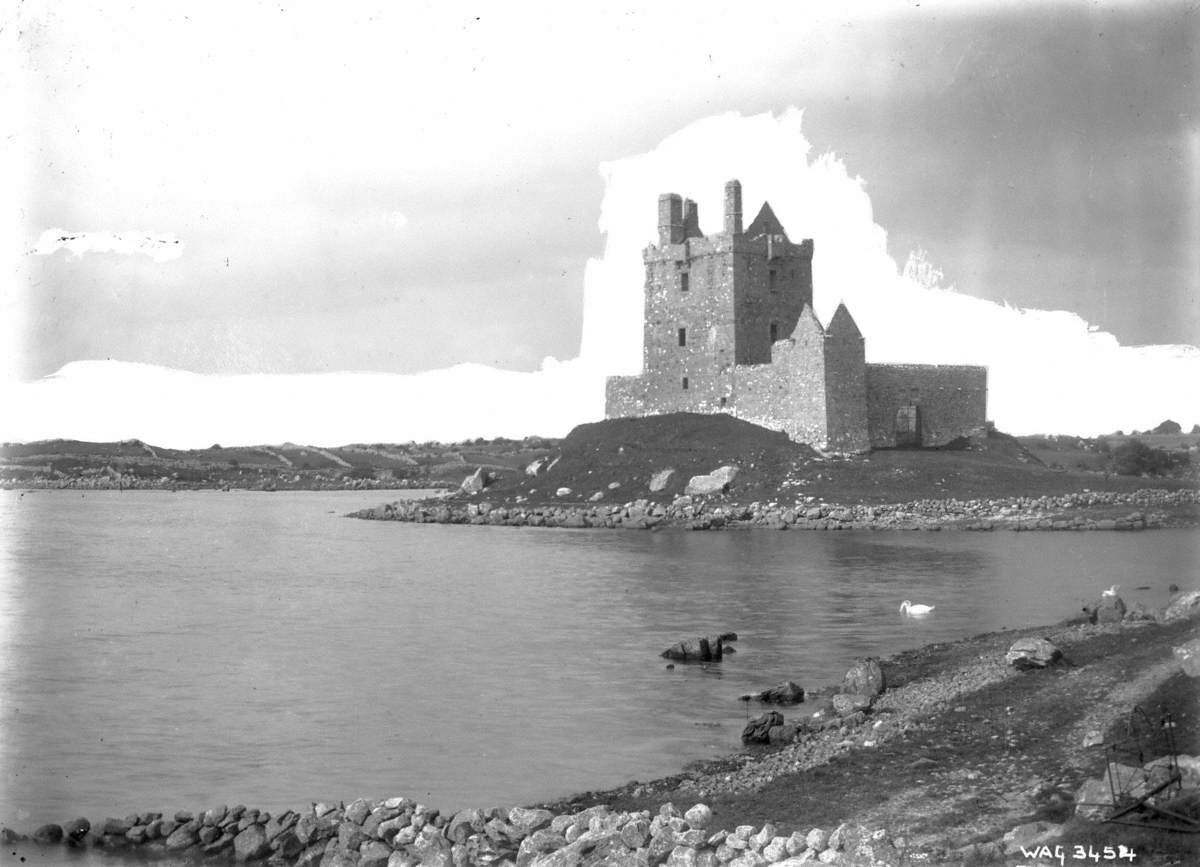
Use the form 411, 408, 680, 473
1108, 439, 1188, 477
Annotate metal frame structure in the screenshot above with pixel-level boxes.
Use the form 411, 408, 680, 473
1101, 705, 1199, 833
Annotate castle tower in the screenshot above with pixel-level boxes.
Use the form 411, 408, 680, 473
614, 180, 816, 416
823, 303, 869, 452
724, 180, 742, 235
657, 194, 684, 246
682, 199, 702, 239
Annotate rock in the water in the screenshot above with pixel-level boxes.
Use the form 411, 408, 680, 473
742, 710, 784, 744
1164, 589, 1200, 621
662, 636, 725, 662
32, 824, 63, 844
741, 681, 805, 704
64, 818, 91, 842
1083, 594, 1126, 624
1005, 637, 1063, 669
841, 657, 885, 697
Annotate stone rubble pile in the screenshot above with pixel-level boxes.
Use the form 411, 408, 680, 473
352, 487, 1197, 532
1, 799, 907, 866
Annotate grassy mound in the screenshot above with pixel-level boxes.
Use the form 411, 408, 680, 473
483, 413, 818, 503
477, 414, 1193, 507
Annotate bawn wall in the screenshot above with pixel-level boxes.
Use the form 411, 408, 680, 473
865, 364, 987, 447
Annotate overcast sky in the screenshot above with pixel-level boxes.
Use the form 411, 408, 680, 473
2, 1, 1197, 443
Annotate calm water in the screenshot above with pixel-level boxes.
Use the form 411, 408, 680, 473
1, 489, 1196, 829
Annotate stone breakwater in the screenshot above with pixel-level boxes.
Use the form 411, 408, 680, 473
351, 487, 1199, 531
1, 798, 905, 866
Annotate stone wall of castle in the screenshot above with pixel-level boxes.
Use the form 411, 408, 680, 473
732, 310, 829, 445
822, 306, 869, 452
642, 232, 737, 409
732, 238, 812, 365
865, 364, 988, 448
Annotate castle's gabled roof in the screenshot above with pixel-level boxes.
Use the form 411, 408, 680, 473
792, 303, 825, 340
744, 201, 788, 240
826, 302, 863, 339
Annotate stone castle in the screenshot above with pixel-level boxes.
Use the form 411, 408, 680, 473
605, 180, 987, 451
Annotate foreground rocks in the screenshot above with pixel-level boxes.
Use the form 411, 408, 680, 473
352, 487, 1199, 532
3, 797, 908, 866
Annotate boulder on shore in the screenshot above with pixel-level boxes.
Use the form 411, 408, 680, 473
460, 467, 489, 495
841, 657, 885, 697
1164, 589, 1200, 621
648, 468, 675, 492
1005, 637, 1063, 670
684, 465, 739, 496
832, 693, 872, 716
1174, 638, 1200, 678
1083, 594, 1126, 624
742, 710, 784, 744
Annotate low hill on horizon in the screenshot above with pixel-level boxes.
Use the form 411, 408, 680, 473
3, 417, 1196, 502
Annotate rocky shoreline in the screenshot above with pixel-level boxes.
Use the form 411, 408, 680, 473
351, 487, 1199, 532
6, 591, 1198, 866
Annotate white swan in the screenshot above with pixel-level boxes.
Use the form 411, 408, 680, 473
900, 600, 935, 616
1102, 584, 1120, 597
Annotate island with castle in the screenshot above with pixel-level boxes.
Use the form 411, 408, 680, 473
605, 180, 988, 453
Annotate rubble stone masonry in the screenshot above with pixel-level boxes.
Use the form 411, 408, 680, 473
605, 180, 986, 451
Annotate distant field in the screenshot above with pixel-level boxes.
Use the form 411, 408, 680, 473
0, 436, 557, 490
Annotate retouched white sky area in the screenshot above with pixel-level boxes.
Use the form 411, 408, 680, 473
1, 0, 1197, 445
